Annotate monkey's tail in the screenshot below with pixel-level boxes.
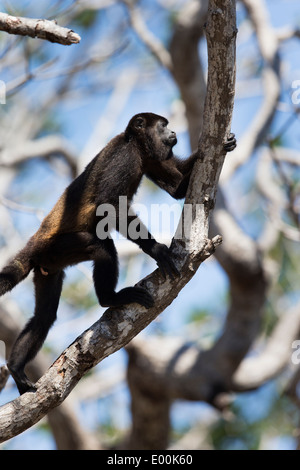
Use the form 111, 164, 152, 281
0, 245, 33, 297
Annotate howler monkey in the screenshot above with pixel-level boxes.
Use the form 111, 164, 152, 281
0, 112, 236, 394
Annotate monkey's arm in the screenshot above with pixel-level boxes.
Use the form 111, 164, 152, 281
147, 134, 236, 200
171, 150, 199, 199
116, 209, 179, 279
146, 151, 198, 200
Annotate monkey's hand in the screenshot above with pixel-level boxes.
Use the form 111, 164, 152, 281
223, 133, 236, 152
148, 242, 179, 280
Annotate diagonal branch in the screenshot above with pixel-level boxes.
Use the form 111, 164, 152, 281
0, 12, 80, 46
121, 0, 173, 71
0, 0, 236, 443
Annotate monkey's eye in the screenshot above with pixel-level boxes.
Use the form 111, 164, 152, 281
135, 117, 145, 129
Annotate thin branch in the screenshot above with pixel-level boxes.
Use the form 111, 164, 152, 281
277, 27, 300, 42
232, 304, 300, 391
221, 0, 280, 182
122, 0, 208, 150
0, 135, 78, 178
269, 146, 300, 229
256, 147, 300, 247
0, 12, 81, 46
169, 0, 208, 150
120, 0, 173, 71
0, 196, 45, 221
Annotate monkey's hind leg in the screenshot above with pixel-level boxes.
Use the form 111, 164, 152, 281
8, 269, 64, 395
93, 239, 154, 309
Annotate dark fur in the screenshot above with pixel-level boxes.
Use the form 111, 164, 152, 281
0, 112, 236, 394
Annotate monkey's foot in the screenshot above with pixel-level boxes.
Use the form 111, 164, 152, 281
123, 286, 154, 309
8, 366, 37, 395
101, 286, 154, 309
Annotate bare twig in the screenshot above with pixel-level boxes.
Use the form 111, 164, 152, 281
0, 135, 78, 178
221, 0, 281, 182
269, 146, 300, 229
121, 0, 173, 71
169, 0, 208, 150
0, 12, 81, 46
0, 196, 45, 221
256, 147, 300, 247
232, 304, 300, 391
277, 27, 300, 42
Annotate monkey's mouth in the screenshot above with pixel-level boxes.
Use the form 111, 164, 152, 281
169, 135, 177, 146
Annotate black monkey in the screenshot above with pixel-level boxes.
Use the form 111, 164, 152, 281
0, 112, 236, 394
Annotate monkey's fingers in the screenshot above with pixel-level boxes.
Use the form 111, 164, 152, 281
157, 254, 180, 281
224, 133, 237, 152
150, 242, 179, 280
9, 367, 37, 395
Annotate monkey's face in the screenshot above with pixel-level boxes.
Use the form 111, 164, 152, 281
125, 113, 177, 161
157, 119, 177, 148
146, 118, 177, 161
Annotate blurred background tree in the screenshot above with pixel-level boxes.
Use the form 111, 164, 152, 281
0, 0, 300, 450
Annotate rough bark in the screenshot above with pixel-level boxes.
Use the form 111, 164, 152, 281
0, 12, 80, 45
221, 0, 281, 182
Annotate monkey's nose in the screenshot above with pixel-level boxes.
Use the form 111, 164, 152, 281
170, 133, 177, 144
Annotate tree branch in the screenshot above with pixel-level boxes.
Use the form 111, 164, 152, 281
169, 0, 208, 150
221, 0, 280, 182
0, 135, 78, 178
0, 12, 81, 46
232, 304, 300, 391
0, 0, 236, 443
121, 0, 173, 71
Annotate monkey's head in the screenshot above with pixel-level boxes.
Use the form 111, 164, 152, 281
125, 112, 177, 161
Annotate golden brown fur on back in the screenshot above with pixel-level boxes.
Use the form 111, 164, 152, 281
36, 190, 97, 240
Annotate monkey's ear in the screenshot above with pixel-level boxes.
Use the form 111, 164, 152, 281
125, 114, 146, 142
134, 116, 146, 129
